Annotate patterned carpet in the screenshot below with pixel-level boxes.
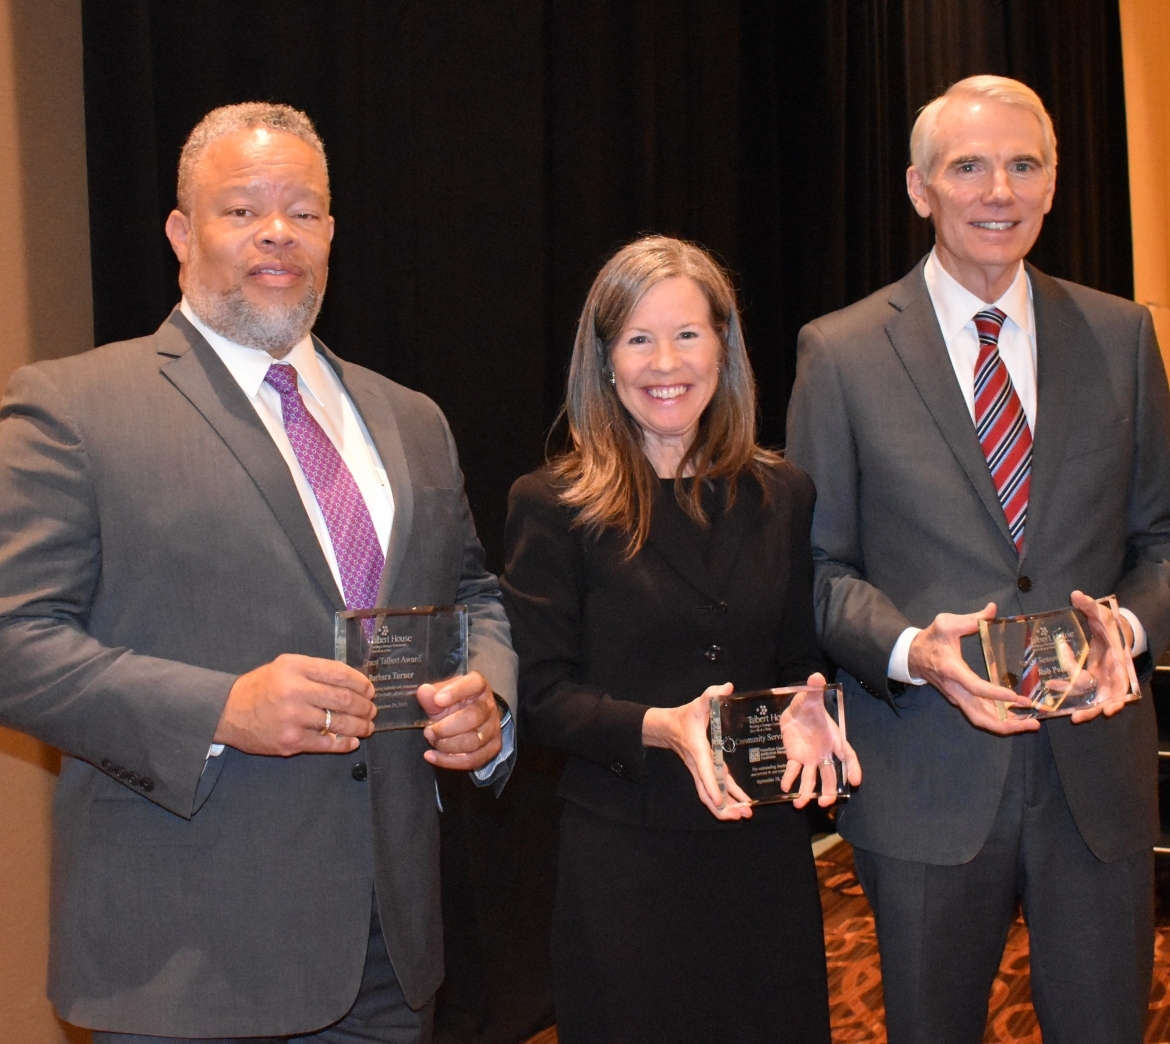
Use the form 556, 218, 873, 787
526, 839, 1170, 1043
818, 838, 1170, 1043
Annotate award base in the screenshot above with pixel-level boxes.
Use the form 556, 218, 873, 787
335, 606, 468, 731
708, 684, 850, 806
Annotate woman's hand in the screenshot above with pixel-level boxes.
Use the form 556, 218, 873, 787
778, 672, 862, 808
642, 683, 754, 820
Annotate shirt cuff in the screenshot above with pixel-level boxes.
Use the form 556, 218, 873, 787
207, 743, 225, 759
888, 627, 927, 685
1118, 607, 1148, 656
471, 709, 515, 783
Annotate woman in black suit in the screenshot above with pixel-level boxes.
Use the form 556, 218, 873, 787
502, 236, 860, 1044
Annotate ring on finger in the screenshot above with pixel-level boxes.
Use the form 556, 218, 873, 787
820, 757, 834, 766
320, 708, 333, 736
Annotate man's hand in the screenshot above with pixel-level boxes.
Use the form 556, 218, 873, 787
908, 603, 1040, 735
214, 653, 377, 756
1068, 590, 1134, 724
417, 671, 502, 771
642, 683, 754, 820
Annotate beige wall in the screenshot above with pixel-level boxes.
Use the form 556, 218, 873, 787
0, 0, 93, 1041
1121, 0, 1170, 371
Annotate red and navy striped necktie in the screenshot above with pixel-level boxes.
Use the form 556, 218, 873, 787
973, 307, 1032, 554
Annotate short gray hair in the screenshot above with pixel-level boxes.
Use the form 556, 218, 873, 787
910, 75, 1057, 180
176, 102, 328, 214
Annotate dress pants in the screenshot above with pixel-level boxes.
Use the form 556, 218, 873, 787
852, 725, 1153, 1044
92, 893, 434, 1044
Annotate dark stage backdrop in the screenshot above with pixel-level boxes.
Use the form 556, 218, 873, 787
80, 2, 1131, 1042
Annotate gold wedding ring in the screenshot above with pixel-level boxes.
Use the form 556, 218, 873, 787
320, 708, 333, 735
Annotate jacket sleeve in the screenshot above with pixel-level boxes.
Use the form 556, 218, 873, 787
773, 465, 832, 687
1115, 306, 1170, 666
0, 364, 236, 817
785, 321, 914, 697
500, 472, 650, 781
434, 410, 519, 792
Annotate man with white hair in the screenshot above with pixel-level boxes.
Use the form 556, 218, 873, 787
787, 76, 1170, 1042
0, 103, 516, 1043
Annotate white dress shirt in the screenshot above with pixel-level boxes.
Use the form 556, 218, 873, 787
182, 302, 513, 777
886, 252, 1146, 684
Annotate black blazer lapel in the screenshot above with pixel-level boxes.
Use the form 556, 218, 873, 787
323, 347, 415, 604
885, 263, 1018, 554
643, 482, 742, 605
157, 312, 345, 609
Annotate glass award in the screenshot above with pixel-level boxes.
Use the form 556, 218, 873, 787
978, 596, 1140, 720
334, 605, 468, 731
708, 684, 850, 806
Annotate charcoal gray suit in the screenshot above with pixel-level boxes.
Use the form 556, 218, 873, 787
785, 259, 1170, 1042
0, 310, 517, 1037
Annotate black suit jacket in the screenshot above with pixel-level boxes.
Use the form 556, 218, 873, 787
501, 463, 825, 831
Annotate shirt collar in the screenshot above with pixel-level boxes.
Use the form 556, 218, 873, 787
179, 298, 331, 406
923, 249, 1033, 342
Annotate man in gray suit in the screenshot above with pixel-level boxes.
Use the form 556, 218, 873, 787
786, 76, 1170, 1043
0, 103, 516, 1043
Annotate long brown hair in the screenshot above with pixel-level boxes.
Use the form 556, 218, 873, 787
551, 235, 779, 557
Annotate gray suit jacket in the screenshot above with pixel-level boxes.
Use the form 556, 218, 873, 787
786, 260, 1170, 866
0, 311, 517, 1035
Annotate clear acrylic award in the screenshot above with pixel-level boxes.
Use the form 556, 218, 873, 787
334, 605, 468, 731
978, 596, 1139, 719
708, 684, 850, 806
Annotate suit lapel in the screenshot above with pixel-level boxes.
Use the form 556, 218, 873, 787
707, 482, 751, 594
1024, 266, 1099, 569
885, 263, 1017, 552
322, 346, 414, 604
644, 481, 742, 605
158, 313, 344, 609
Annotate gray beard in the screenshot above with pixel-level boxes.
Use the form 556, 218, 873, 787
185, 280, 324, 355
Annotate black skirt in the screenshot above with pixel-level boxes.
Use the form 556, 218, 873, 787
552, 801, 831, 1044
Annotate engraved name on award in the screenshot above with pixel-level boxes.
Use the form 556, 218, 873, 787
335, 605, 469, 731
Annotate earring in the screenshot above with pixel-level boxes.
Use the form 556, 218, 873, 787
608, 370, 616, 386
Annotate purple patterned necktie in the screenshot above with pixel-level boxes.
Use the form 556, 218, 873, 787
264, 363, 385, 610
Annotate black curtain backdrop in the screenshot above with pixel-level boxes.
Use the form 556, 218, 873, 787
80, 3, 1131, 1041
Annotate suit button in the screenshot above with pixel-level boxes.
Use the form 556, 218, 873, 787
352, 762, 368, 781
1018, 576, 1032, 592
705, 645, 722, 662
115, 766, 128, 779
127, 773, 140, 786
139, 778, 154, 792
610, 762, 624, 776
101, 759, 113, 771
